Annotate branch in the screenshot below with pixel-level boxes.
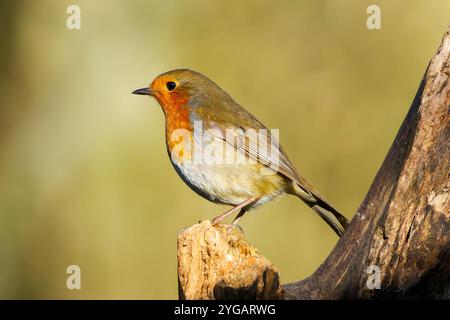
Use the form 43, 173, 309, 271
177, 26, 450, 300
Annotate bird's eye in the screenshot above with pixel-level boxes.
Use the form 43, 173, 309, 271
166, 81, 177, 91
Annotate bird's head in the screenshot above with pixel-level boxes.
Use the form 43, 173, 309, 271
132, 69, 232, 114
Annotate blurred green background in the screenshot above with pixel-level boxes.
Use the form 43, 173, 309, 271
0, 0, 448, 299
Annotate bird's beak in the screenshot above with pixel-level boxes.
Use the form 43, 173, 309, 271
132, 87, 153, 96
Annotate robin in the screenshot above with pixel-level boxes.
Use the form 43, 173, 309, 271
132, 69, 349, 236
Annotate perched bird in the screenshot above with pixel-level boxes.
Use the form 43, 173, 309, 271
132, 69, 349, 236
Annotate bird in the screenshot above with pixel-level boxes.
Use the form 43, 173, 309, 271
132, 69, 349, 236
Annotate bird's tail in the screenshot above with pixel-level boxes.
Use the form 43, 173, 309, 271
291, 182, 349, 237
310, 202, 349, 237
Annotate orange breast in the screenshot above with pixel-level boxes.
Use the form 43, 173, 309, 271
157, 92, 194, 158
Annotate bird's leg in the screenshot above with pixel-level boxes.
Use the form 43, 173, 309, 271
212, 196, 257, 225
232, 209, 247, 225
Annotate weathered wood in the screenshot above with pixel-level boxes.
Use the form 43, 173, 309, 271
177, 220, 282, 300
176, 26, 450, 300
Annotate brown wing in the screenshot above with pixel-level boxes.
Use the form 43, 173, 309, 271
199, 109, 323, 198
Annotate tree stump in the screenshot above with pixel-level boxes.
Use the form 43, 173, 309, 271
177, 221, 282, 300
176, 26, 450, 300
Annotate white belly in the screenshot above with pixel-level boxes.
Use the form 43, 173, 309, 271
171, 160, 285, 207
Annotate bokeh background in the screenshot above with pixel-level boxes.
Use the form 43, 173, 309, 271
0, 0, 448, 299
